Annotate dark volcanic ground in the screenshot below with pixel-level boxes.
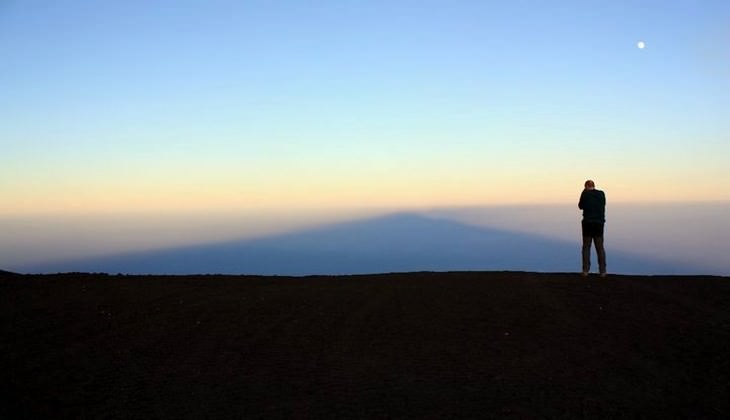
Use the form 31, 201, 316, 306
1, 271, 729, 418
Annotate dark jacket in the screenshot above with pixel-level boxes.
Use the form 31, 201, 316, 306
579, 189, 606, 223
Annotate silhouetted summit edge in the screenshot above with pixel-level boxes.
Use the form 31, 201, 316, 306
0, 269, 21, 276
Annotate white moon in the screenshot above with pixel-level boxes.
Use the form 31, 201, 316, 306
637, 41, 645, 49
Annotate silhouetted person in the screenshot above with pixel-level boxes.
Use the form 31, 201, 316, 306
579, 180, 606, 277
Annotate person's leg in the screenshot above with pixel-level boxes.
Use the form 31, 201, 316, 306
594, 236, 607, 274
582, 236, 593, 274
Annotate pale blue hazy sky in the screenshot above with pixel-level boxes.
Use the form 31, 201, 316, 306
1, 0, 729, 214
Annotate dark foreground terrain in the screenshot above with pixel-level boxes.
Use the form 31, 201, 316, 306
2, 271, 729, 419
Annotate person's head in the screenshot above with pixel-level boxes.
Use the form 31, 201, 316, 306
584, 180, 595, 190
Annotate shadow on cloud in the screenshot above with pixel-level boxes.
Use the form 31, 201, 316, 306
29, 213, 698, 275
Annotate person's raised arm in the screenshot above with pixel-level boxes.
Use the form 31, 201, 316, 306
578, 190, 586, 210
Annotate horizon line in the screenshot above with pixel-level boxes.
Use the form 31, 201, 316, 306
3, 199, 730, 217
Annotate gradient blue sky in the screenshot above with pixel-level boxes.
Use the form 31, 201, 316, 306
2, 0, 729, 214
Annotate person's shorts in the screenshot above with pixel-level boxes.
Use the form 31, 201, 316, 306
582, 221, 604, 237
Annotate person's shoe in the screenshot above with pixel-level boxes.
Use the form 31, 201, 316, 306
581, 271, 589, 277
600, 272, 607, 278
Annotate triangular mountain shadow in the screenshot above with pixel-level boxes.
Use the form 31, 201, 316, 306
28, 213, 699, 275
